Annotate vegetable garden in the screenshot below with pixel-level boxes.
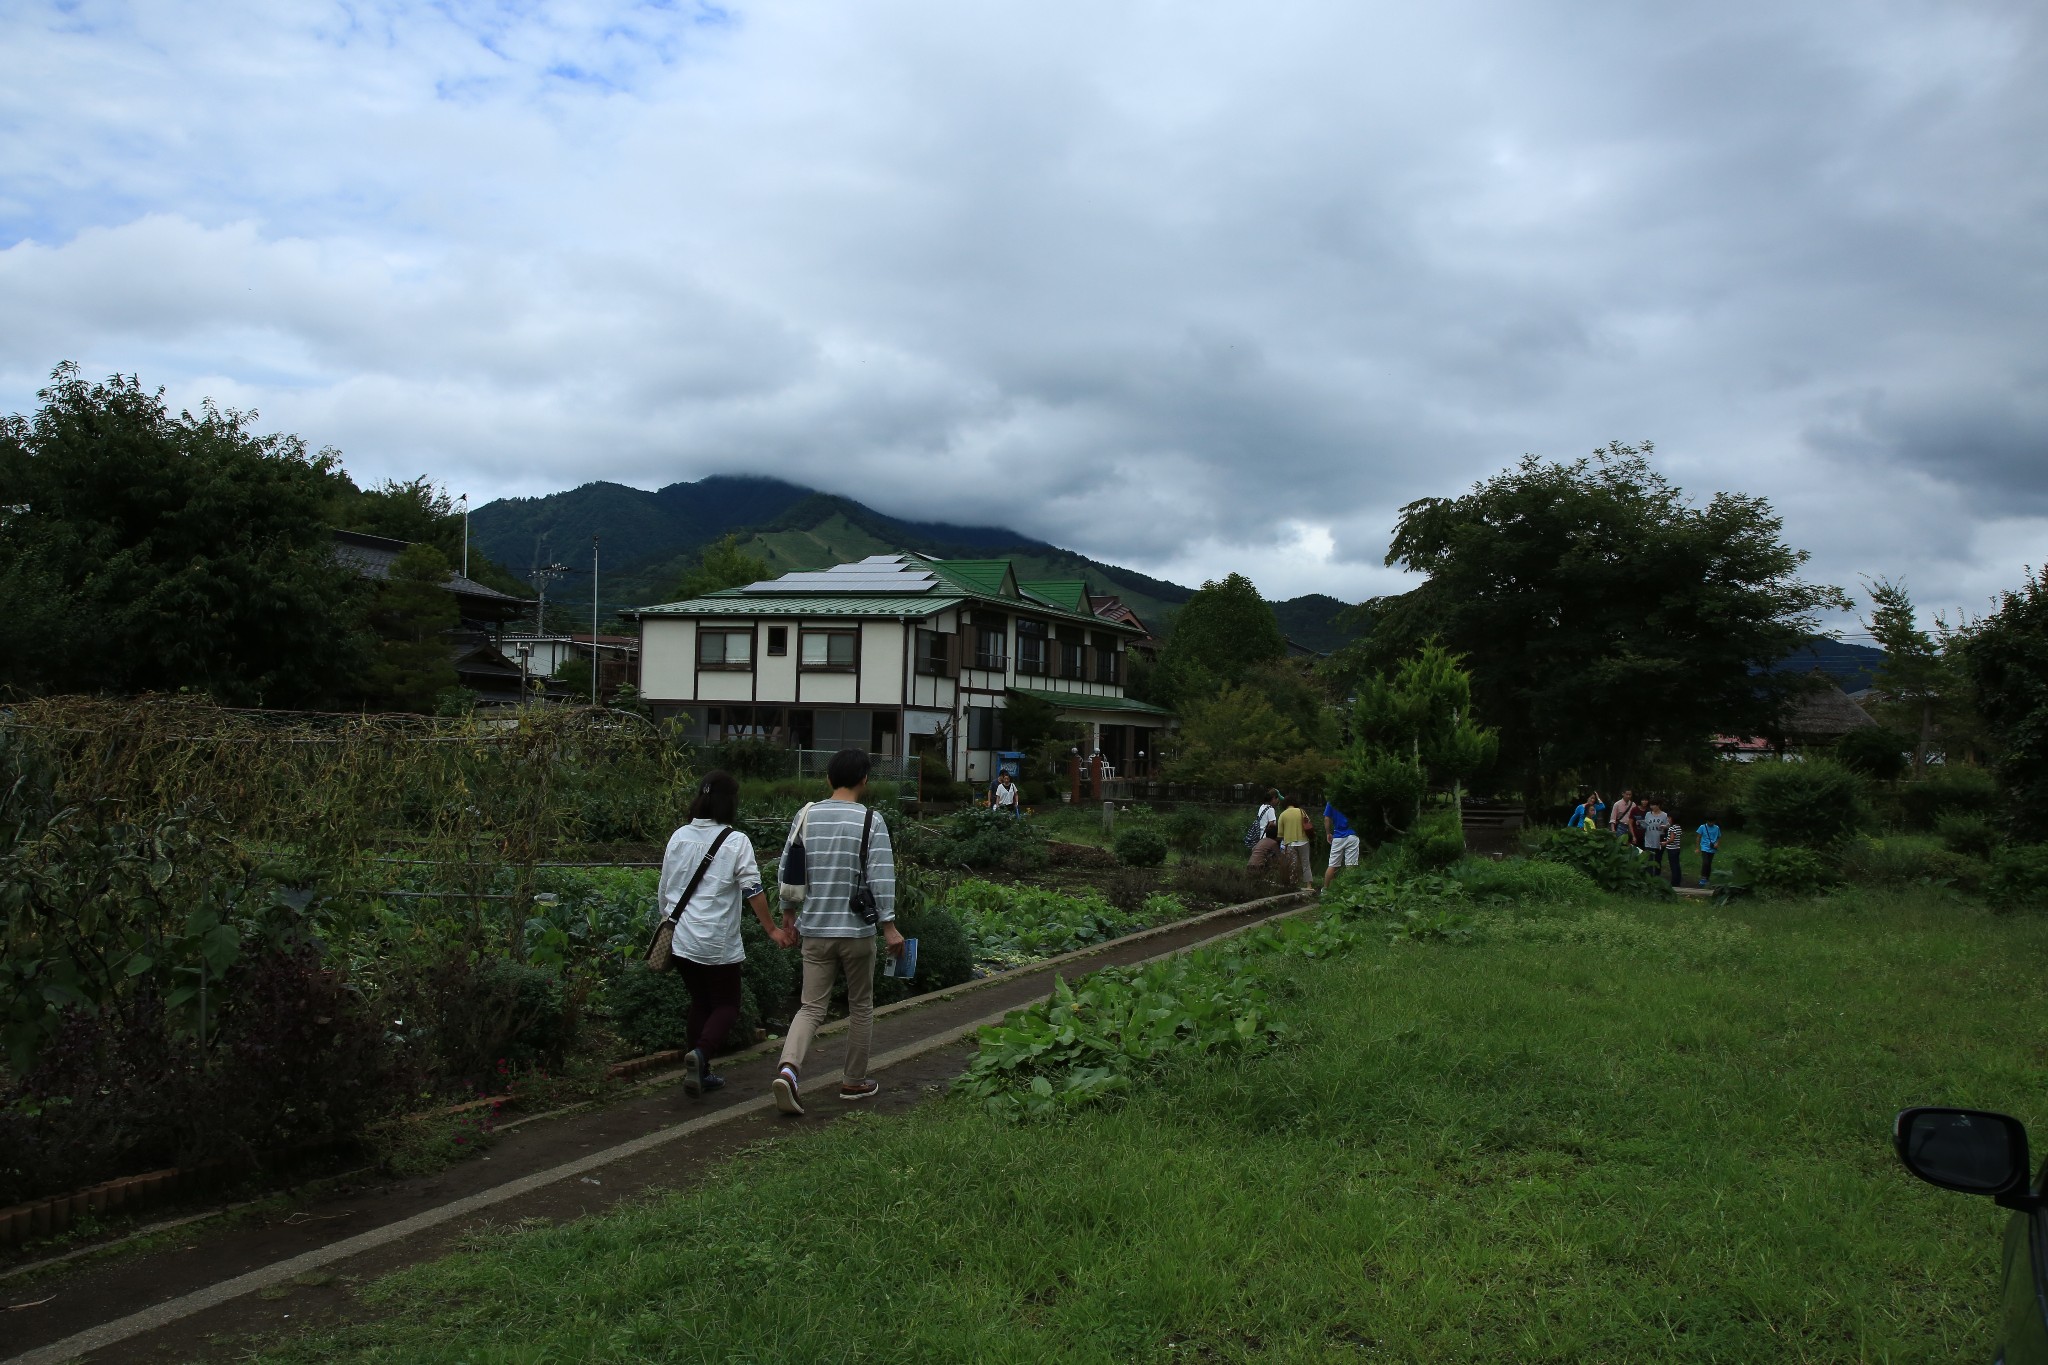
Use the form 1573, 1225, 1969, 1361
0, 699, 1253, 1220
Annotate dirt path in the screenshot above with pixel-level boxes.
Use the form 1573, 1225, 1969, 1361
1, 891, 1310, 1365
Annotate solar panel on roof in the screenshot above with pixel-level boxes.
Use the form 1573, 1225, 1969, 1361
739, 555, 940, 594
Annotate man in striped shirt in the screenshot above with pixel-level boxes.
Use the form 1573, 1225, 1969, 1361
771, 748, 906, 1115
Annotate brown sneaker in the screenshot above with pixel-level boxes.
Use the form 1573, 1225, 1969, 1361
839, 1078, 879, 1102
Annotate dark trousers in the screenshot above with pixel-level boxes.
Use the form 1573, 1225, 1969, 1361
1666, 849, 1683, 886
678, 958, 745, 1060
1647, 847, 1666, 875
1699, 852, 1715, 882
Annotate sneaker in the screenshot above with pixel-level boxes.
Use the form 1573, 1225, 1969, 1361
840, 1078, 879, 1102
772, 1064, 804, 1116
1697, 879, 1709, 888
701, 1072, 725, 1093
681, 1048, 704, 1099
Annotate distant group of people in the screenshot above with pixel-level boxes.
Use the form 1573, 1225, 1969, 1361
1246, 788, 1359, 894
1568, 788, 1721, 887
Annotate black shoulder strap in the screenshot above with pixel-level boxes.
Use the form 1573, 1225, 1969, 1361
854, 808, 874, 890
665, 827, 735, 922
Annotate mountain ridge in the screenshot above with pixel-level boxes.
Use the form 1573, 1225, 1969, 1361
468, 475, 1352, 641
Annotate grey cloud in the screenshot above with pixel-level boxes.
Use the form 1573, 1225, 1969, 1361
2, 0, 2046, 610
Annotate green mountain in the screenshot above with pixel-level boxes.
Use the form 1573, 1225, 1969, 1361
468, 474, 1362, 643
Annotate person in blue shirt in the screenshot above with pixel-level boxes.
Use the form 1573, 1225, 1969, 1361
1568, 791, 1605, 828
1321, 801, 1359, 892
1696, 817, 1722, 886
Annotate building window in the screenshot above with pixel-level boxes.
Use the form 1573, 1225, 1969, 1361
697, 629, 754, 670
1094, 633, 1120, 684
974, 624, 1006, 671
916, 629, 952, 676
1059, 640, 1085, 680
967, 705, 1002, 750
801, 629, 857, 671
767, 627, 789, 656
1016, 618, 1047, 676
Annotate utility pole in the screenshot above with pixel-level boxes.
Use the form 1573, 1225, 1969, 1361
461, 493, 470, 579
591, 534, 600, 706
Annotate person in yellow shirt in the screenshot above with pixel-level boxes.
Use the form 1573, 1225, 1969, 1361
1276, 797, 1313, 890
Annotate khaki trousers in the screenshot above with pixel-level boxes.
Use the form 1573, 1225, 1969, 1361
778, 935, 878, 1082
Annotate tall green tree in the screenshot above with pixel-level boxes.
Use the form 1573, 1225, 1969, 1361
1154, 572, 1287, 703
330, 475, 530, 599
1861, 578, 1978, 775
0, 364, 371, 705
670, 534, 770, 600
1165, 684, 1306, 787
1360, 442, 1846, 799
1329, 642, 1496, 841
1955, 569, 2048, 838
365, 544, 460, 712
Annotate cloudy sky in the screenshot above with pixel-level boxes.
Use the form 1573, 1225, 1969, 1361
4, 1, 2043, 622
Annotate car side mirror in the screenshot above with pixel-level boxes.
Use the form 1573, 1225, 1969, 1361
1895, 1107, 2035, 1209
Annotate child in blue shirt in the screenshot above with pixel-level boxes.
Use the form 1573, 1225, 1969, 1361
1696, 818, 1721, 887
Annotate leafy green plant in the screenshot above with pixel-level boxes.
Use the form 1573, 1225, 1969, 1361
1113, 827, 1168, 868
1985, 845, 2048, 910
1528, 829, 1670, 897
1396, 809, 1467, 872
606, 964, 694, 1056
1449, 857, 1599, 904
1837, 836, 1984, 892
1741, 760, 1870, 848
1736, 846, 1840, 898
1898, 766, 1999, 832
1935, 812, 2000, 860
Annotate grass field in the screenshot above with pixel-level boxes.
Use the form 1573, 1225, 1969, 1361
253, 882, 2048, 1363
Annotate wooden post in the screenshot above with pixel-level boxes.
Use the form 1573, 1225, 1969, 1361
1091, 753, 1104, 801
1069, 754, 1082, 805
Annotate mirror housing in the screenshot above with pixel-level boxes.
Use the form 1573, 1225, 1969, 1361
1894, 1107, 2035, 1210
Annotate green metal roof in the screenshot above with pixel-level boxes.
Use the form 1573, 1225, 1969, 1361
1018, 578, 1088, 611
634, 593, 969, 619
1008, 687, 1175, 717
928, 559, 1016, 597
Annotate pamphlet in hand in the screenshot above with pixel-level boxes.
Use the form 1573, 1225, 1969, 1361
883, 936, 919, 980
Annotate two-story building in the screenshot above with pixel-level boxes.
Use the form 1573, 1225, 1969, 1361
630, 553, 1172, 782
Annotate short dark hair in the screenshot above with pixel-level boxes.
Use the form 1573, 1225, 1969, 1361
827, 748, 872, 791
689, 770, 740, 826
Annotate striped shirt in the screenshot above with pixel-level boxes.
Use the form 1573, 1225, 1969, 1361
782, 800, 896, 938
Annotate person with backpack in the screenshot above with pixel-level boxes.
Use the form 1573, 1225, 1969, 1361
1609, 789, 1638, 841
1247, 788, 1280, 853
772, 749, 906, 1115
657, 771, 792, 1099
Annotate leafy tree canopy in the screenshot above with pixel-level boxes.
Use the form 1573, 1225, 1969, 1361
1955, 568, 2048, 837
329, 475, 529, 599
1330, 642, 1496, 843
1166, 683, 1323, 791
0, 365, 371, 706
670, 534, 770, 601
1357, 442, 1846, 799
1860, 577, 1980, 773
1154, 572, 1287, 703
364, 543, 460, 712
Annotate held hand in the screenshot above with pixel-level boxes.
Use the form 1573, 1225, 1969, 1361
772, 926, 797, 949
883, 923, 907, 958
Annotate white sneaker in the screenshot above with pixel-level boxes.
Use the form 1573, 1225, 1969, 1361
772, 1064, 804, 1116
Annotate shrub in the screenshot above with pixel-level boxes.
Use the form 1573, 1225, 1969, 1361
1899, 766, 2000, 832
1397, 810, 1467, 873
1936, 812, 2001, 860
738, 915, 800, 1034
873, 900, 975, 1006
1113, 827, 1169, 868
928, 808, 1049, 872
1450, 857, 1600, 904
1740, 760, 1870, 848
1172, 861, 1274, 906
1736, 846, 1840, 898
1986, 845, 2048, 910
1104, 867, 1158, 913
1529, 829, 1669, 897
606, 963, 694, 1056
1838, 836, 1985, 892
1834, 726, 1911, 781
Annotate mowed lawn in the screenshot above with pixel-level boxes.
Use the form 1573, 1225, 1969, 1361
256, 889, 2048, 1363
